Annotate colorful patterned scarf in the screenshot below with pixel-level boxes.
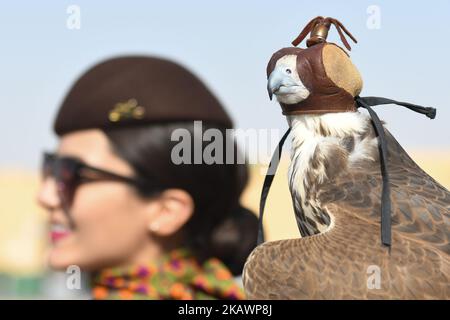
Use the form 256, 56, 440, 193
91, 248, 245, 300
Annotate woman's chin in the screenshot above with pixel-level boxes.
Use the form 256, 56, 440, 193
47, 244, 113, 272
48, 247, 77, 270
48, 237, 82, 270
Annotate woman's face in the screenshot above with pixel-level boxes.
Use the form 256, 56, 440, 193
37, 129, 164, 271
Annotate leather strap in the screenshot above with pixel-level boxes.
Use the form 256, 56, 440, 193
355, 96, 436, 247
257, 127, 291, 245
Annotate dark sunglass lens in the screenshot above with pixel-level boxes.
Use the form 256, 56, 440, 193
57, 159, 76, 182
42, 153, 55, 179
55, 158, 80, 208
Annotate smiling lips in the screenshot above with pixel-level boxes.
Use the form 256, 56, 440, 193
50, 224, 72, 243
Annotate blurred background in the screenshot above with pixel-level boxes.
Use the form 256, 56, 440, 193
0, 1, 449, 298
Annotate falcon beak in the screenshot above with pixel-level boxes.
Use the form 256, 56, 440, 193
267, 67, 286, 101
268, 85, 273, 101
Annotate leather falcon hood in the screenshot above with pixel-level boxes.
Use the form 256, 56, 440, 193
266, 42, 363, 115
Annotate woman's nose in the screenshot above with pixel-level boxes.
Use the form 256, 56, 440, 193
36, 177, 61, 211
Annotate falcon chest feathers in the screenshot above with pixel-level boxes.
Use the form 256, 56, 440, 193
287, 112, 378, 237
243, 17, 450, 299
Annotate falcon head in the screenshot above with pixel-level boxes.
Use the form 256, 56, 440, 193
267, 52, 310, 104
266, 44, 363, 113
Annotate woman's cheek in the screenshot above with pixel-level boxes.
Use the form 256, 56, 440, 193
66, 184, 146, 269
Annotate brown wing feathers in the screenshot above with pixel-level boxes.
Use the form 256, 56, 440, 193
243, 129, 450, 299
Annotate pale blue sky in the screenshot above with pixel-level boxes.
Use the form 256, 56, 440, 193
0, 1, 449, 169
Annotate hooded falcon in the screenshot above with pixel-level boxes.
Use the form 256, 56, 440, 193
243, 17, 450, 299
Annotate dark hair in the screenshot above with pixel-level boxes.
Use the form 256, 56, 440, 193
103, 122, 258, 275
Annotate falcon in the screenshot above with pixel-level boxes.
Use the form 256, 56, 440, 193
243, 16, 450, 299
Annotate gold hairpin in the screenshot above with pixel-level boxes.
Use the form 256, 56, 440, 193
108, 98, 145, 122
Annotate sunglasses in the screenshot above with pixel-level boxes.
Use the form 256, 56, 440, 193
42, 152, 161, 210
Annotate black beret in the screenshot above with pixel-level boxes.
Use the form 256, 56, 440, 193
53, 56, 233, 136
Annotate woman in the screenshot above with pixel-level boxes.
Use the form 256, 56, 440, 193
37, 56, 258, 299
